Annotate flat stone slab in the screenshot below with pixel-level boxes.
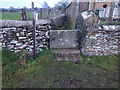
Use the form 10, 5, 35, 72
52, 49, 82, 62
52, 49, 80, 54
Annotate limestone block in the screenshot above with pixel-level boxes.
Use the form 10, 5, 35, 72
39, 37, 43, 39
30, 46, 33, 48
103, 39, 107, 42
14, 50, 22, 52
42, 39, 46, 42
38, 31, 45, 36
7, 45, 13, 49
0, 46, 2, 49
16, 43, 23, 46
10, 40, 18, 44
20, 32, 24, 35
105, 48, 110, 51
0, 43, 2, 46
23, 29, 26, 31
19, 45, 27, 49
112, 45, 118, 49
39, 45, 44, 47
11, 50, 14, 52
26, 47, 30, 50
36, 33, 38, 36
38, 25, 46, 29
0, 34, 3, 38
29, 48, 33, 52
28, 33, 32, 35
16, 33, 19, 36
18, 37, 26, 39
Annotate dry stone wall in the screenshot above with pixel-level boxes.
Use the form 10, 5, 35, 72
50, 11, 119, 56
82, 26, 120, 56
0, 12, 119, 56
81, 11, 120, 56
50, 25, 119, 56
0, 20, 51, 54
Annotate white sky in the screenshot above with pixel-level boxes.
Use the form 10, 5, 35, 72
1, 0, 118, 9
0, 0, 61, 8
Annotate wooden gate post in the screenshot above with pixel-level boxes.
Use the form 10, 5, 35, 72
47, 8, 50, 19
32, 2, 36, 59
21, 9, 27, 21
24, 9, 27, 20
40, 8, 42, 19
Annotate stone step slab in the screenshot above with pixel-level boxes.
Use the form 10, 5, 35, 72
51, 49, 83, 62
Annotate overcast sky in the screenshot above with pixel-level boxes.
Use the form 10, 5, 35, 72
0, 0, 60, 8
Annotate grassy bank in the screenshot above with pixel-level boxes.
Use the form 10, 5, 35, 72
2, 49, 119, 88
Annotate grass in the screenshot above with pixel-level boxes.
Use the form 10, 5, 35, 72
100, 20, 120, 25
60, 18, 72, 30
1, 12, 32, 20
1, 11, 54, 20
2, 48, 119, 88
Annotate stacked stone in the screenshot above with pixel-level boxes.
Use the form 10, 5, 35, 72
36, 25, 50, 53
82, 28, 119, 56
81, 11, 119, 56
0, 20, 51, 54
0, 29, 2, 49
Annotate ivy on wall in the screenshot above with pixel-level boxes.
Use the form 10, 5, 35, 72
75, 14, 87, 54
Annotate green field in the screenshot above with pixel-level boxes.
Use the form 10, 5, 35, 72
1, 12, 32, 20
1, 11, 54, 20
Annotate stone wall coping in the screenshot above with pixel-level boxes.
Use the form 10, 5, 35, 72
0, 19, 51, 28
50, 25, 120, 32
99, 25, 120, 31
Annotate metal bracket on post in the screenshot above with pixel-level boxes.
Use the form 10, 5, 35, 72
32, 2, 36, 59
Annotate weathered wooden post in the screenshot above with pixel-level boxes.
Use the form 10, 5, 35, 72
47, 8, 50, 19
24, 9, 27, 20
45, 8, 47, 19
40, 8, 42, 19
32, 2, 36, 59
53, 10, 55, 17
21, 9, 24, 20
21, 9, 27, 21
55, 10, 57, 15
59, 10, 60, 15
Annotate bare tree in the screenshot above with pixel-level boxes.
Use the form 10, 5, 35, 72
54, 1, 69, 12
42, 1, 50, 8
9, 6, 15, 12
